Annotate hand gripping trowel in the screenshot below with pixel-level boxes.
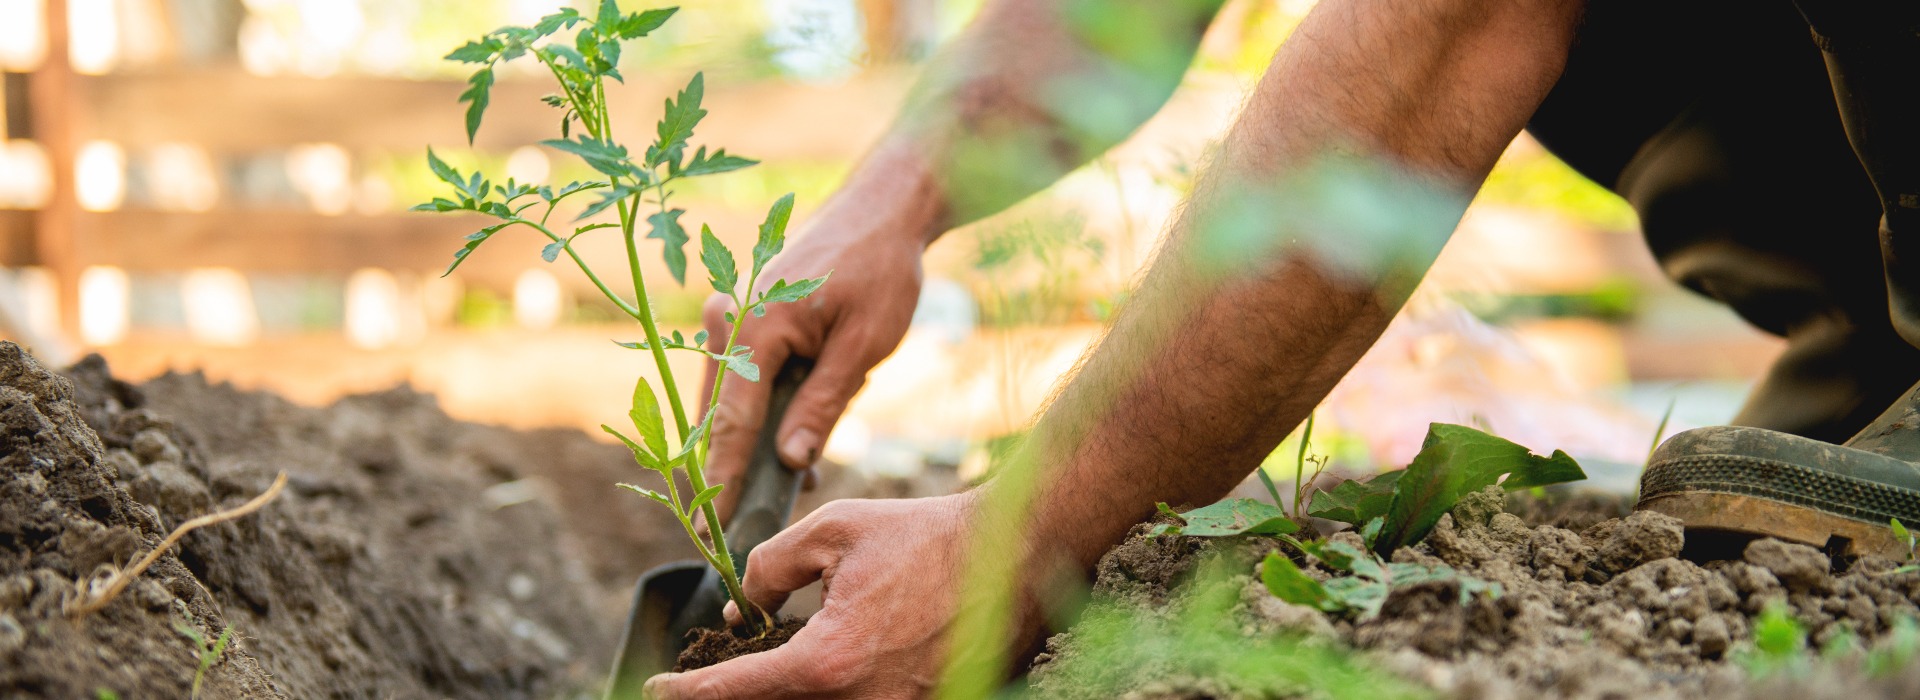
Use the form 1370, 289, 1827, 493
604, 359, 810, 699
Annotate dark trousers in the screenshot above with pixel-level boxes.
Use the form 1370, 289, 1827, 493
1526, 0, 1919, 443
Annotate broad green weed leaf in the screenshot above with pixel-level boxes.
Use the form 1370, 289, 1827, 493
1261, 552, 1341, 612
629, 376, 668, 458
648, 209, 691, 284
618, 482, 673, 506
752, 193, 795, 274
1373, 424, 1586, 555
1148, 498, 1299, 538
700, 224, 737, 295
460, 67, 495, 144
1307, 470, 1401, 525
540, 239, 567, 263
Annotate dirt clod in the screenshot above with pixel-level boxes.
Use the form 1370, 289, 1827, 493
1033, 487, 1920, 700
0, 343, 691, 698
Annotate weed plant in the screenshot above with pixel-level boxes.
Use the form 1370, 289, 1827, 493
414, 2, 827, 634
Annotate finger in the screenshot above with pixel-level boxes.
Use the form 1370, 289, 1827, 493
735, 504, 849, 620
774, 331, 873, 470
642, 631, 826, 700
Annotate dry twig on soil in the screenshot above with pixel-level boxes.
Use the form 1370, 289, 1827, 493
66, 472, 289, 617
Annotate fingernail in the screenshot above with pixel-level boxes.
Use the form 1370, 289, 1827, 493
643, 673, 679, 699
780, 428, 820, 467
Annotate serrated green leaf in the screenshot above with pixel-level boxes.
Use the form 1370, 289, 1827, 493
444, 222, 512, 276
688, 484, 724, 512
629, 376, 668, 459
1373, 424, 1587, 555
1308, 471, 1401, 525
653, 73, 706, 168
679, 146, 757, 178
533, 8, 583, 37
426, 148, 461, 187
722, 348, 760, 382
1261, 552, 1342, 612
446, 38, 502, 63
542, 137, 632, 178
599, 39, 623, 78
1147, 499, 1299, 538
757, 275, 829, 306
648, 208, 691, 284
578, 184, 638, 221
752, 193, 794, 275
597, 0, 623, 33
602, 425, 663, 470
700, 224, 737, 295
460, 67, 495, 144
618, 8, 677, 38
617, 482, 674, 506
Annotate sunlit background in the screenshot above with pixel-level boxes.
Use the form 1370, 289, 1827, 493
0, 0, 1784, 491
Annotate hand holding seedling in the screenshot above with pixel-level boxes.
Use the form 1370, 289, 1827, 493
646, 0, 1584, 693
414, 2, 827, 634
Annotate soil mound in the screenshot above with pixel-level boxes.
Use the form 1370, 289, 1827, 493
0, 343, 685, 698
1033, 487, 1920, 699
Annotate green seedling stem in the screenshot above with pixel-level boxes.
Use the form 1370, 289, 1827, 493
415, 1, 828, 635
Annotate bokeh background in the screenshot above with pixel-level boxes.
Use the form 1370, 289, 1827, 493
0, 0, 1784, 492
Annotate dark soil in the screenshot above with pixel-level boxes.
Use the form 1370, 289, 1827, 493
0, 342, 694, 698
1032, 486, 1920, 699
674, 617, 808, 672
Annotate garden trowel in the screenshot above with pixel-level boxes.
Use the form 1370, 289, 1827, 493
605, 359, 811, 699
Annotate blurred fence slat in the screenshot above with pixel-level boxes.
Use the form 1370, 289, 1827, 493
74, 67, 907, 159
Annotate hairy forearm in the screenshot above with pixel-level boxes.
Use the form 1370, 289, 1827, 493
1006, 0, 1585, 568
815, 0, 1227, 246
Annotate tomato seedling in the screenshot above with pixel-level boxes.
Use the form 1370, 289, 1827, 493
414, 2, 827, 635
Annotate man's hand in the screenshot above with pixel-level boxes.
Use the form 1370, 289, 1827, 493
644, 493, 996, 699
698, 209, 926, 522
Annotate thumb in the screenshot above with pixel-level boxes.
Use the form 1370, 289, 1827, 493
775, 337, 870, 470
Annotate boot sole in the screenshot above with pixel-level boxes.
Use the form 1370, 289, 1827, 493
1640, 426, 1920, 560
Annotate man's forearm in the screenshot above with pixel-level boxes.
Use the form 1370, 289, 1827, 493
815, 0, 1228, 246
1011, 0, 1587, 568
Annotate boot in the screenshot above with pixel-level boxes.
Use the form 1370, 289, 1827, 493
1638, 1, 1920, 559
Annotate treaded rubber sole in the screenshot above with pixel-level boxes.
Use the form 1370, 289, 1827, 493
1639, 454, 1920, 559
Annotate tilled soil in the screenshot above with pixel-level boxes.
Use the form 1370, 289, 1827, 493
1031, 487, 1920, 699
0, 342, 700, 698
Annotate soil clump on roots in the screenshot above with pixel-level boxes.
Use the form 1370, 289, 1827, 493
1032, 486, 1920, 699
674, 617, 808, 672
0, 343, 693, 698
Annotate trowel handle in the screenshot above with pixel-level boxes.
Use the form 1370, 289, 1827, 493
721, 358, 812, 565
